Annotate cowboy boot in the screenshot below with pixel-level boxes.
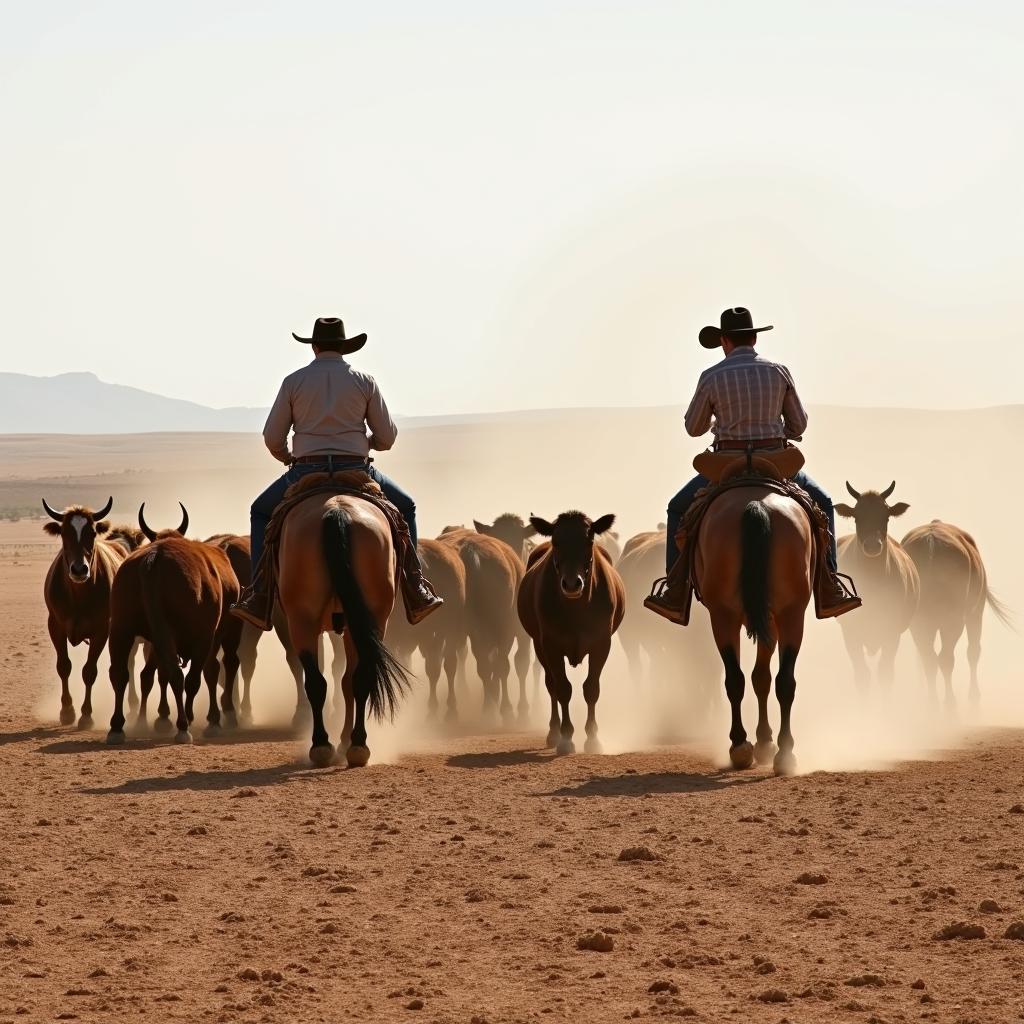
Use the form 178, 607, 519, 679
643, 576, 692, 626
401, 550, 444, 625
230, 575, 273, 631
816, 569, 862, 619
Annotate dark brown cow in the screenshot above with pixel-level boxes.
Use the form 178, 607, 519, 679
517, 511, 625, 754
383, 539, 469, 720
901, 519, 1011, 707
106, 503, 241, 744
440, 528, 528, 721
42, 497, 146, 728
835, 482, 920, 691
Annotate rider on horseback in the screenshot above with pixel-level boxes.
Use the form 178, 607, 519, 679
645, 307, 862, 624
231, 317, 443, 630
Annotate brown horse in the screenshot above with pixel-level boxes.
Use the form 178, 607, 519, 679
696, 486, 813, 775
517, 511, 625, 754
901, 520, 1011, 708
277, 492, 409, 768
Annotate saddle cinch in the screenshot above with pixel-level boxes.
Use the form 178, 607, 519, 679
664, 443, 833, 625
256, 470, 413, 629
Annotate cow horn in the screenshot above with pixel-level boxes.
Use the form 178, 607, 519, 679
137, 503, 157, 542
845, 481, 861, 501
41, 498, 64, 522
93, 496, 113, 521
880, 480, 896, 499
176, 502, 189, 537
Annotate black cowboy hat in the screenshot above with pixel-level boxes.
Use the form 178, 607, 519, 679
292, 317, 367, 354
698, 307, 773, 349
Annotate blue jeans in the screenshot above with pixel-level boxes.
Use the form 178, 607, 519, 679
665, 470, 837, 574
250, 460, 417, 573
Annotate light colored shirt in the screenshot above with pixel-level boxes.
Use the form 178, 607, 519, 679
684, 346, 808, 442
262, 352, 398, 464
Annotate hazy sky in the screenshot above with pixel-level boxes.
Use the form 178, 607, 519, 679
2, 2, 1022, 415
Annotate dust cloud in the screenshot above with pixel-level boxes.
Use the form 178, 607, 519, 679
15, 402, 1023, 772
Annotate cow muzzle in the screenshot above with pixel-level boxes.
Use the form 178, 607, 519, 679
859, 537, 884, 558
69, 560, 91, 582
560, 575, 585, 598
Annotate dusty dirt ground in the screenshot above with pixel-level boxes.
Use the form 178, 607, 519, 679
3, 528, 1024, 1024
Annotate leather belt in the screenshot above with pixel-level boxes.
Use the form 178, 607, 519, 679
715, 438, 786, 451
292, 454, 368, 465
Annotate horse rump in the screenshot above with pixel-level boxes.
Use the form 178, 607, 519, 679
321, 505, 409, 721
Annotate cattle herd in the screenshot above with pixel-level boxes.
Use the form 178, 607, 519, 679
40, 483, 1008, 772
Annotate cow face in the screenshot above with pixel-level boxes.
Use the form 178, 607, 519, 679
474, 514, 537, 561
530, 511, 615, 599
42, 497, 113, 584
835, 481, 909, 558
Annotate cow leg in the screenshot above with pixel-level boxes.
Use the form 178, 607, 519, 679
938, 621, 963, 713
772, 609, 804, 777
232, 623, 259, 727
106, 628, 135, 743
442, 634, 460, 723
216, 617, 243, 732
202, 654, 224, 736
133, 649, 157, 735
175, 654, 202, 744
470, 634, 497, 718
582, 637, 611, 755
966, 604, 983, 707
126, 639, 141, 714
47, 616, 76, 726
910, 621, 939, 706
154, 674, 174, 734
538, 647, 560, 748
877, 633, 900, 693
79, 629, 107, 730
550, 658, 574, 755
710, 611, 752, 769
495, 642, 515, 726
421, 636, 442, 718
514, 632, 531, 723
750, 639, 777, 765
841, 629, 870, 693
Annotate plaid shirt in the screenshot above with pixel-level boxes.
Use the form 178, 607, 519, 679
684, 347, 808, 442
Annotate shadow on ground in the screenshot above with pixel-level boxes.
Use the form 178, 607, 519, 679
539, 769, 767, 798
80, 761, 328, 795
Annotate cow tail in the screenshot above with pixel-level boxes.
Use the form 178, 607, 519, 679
985, 588, 1014, 630
740, 500, 774, 647
321, 506, 409, 721
139, 550, 176, 677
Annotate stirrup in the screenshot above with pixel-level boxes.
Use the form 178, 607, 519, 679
834, 571, 859, 600
648, 576, 670, 598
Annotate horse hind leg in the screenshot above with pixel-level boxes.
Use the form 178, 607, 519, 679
720, 644, 753, 770
966, 606, 983, 708
772, 609, 804, 776
750, 639, 777, 765
938, 621, 964, 714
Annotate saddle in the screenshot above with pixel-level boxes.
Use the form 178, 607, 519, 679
257, 470, 412, 622
662, 445, 830, 625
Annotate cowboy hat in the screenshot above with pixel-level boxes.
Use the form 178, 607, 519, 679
698, 307, 773, 349
292, 317, 367, 354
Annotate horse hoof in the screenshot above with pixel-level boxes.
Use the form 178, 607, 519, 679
106, 730, 126, 746
153, 716, 174, 735
77, 715, 94, 732
444, 707, 458, 725
204, 723, 222, 738
59, 707, 76, 726
309, 744, 335, 768
545, 729, 560, 748
517, 706, 530, 725
174, 730, 193, 745
729, 741, 755, 770
346, 745, 371, 768
128, 719, 149, 738
773, 750, 797, 776
754, 741, 777, 765
556, 738, 576, 756
583, 737, 603, 755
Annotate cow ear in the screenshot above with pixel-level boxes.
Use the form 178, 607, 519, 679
834, 503, 856, 518
43, 521, 62, 536
888, 502, 910, 518
529, 516, 554, 537
472, 519, 492, 536
95, 520, 110, 534
522, 522, 538, 539
591, 513, 616, 536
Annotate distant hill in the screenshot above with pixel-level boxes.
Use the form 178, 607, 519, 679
0, 372, 268, 434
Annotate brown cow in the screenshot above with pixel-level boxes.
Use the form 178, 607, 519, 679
901, 519, 1011, 707
42, 497, 146, 728
385, 539, 468, 720
835, 482, 920, 692
106, 503, 241, 744
440, 528, 527, 722
517, 511, 625, 754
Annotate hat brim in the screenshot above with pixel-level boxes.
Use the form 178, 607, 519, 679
292, 332, 368, 354
699, 324, 773, 349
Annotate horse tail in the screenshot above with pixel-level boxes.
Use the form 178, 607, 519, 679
740, 500, 774, 647
985, 587, 1014, 630
321, 505, 409, 721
